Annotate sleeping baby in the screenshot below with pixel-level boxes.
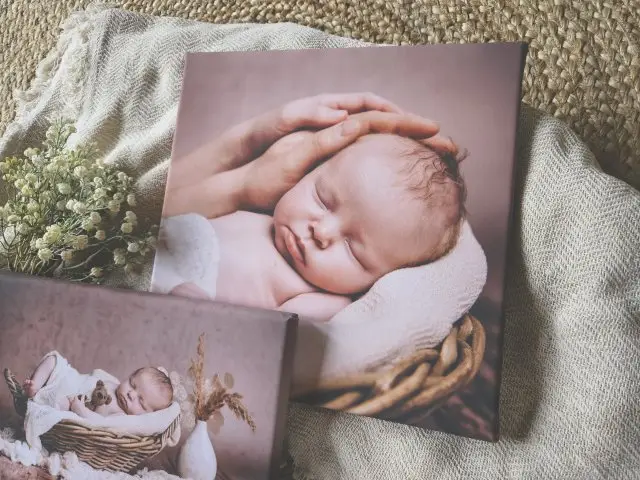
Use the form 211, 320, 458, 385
152, 132, 467, 322
23, 351, 173, 420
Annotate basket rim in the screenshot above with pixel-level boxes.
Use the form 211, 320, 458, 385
292, 313, 486, 420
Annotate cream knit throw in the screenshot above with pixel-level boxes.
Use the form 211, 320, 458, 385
0, 5, 638, 479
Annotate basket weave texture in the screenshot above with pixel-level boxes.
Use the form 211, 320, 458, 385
294, 314, 485, 424
3, 368, 179, 473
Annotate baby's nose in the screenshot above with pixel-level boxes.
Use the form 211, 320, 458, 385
311, 218, 340, 248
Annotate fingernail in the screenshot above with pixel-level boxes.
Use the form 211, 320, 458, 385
341, 119, 359, 136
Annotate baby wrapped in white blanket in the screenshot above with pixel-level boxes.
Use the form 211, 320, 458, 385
152, 132, 488, 382
23, 351, 181, 451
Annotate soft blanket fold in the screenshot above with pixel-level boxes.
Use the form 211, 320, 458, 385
1, 4, 638, 480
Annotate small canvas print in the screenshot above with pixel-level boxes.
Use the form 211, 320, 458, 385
151, 44, 526, 440
0, 272, 297, 479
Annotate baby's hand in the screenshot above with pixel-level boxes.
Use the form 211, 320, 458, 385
22, 379, 38, 398
68, 395, 88, 416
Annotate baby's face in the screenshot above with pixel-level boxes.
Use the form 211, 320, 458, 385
273, 134, 443, 295
115, 369, 169, 415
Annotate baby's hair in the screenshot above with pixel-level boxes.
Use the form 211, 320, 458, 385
133, 366, 174, 408
393, 136, 468, 262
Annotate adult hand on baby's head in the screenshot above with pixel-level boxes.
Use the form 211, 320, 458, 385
164, 92, 406, 218
237, 110, 442, 212
222, 92, 404, 162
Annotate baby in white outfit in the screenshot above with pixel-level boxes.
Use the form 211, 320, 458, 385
152, 132, 467, 322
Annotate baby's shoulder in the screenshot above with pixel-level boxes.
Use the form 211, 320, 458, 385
212, 211, 274, 240
214, 210, 271, 228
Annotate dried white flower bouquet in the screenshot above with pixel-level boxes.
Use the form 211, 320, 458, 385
0, 120, 157, 283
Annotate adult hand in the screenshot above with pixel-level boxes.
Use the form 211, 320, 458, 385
236, 110, 444, 213
167, 92, 403, 192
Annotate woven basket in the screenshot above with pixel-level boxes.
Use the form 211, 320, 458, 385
293, 314, 485, 425
3, 368, 180, 473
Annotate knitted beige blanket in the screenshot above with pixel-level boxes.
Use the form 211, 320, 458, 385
0, 5, 638, 479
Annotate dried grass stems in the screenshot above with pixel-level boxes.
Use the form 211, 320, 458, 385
188, 333, 256, 432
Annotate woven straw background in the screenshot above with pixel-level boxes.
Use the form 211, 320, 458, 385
1, 0, 638, 189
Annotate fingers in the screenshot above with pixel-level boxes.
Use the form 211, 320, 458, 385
321, 92, 403, 114
267, 119, 365, 177
420, 134, 459, 155
279, 103, 348, 131
347, 111, 440, 138
276, 92, 403, 133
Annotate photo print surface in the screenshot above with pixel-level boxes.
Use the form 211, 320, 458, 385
0, 273, 297, 479
151, 43, 526, 441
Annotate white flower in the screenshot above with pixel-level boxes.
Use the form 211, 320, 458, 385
43, 230, 60, 244
93, 187, 107, 198
72, 202, 87, 215
108, 200, 120, 213
40, 191, 51, 202
113, 192, 124, 202
125, 211, 137, 223
44, 225, 62, 243
81, 219, 94, 231
117, 172, 128, 181
120, 222, 133, 234
94, 230, 106, 241
90, 267, 103, 277
56, 200, 66, 211
21, 186, 34, 197
126, 194, 136, 206
14, 179, 25, 189
113, 250, 126, 266
0, 162, 6, 172
27, 201, 39, 212
61, 250, 74, 262
93, 177, 103, 186
89, 212, 101, 223
7, 215, 20, 223
16, 223, 29, 234
71, 235, 88, 251
66, 199, 77, 211
57, 183, 71, 195
25, 173, 37, 184
24, 148, 37, 158
35, 238, 47, 249
37, 248, 53, 261
73, 166, 88, 178
127, 242, 139, 253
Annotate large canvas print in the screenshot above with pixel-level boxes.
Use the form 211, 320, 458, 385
151, 43, 526, 440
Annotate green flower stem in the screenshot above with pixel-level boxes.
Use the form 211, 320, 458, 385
62, 247, 106, 271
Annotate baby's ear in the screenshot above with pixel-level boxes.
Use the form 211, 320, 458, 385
96, 380, 104, 387
105, 394, 112, 405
